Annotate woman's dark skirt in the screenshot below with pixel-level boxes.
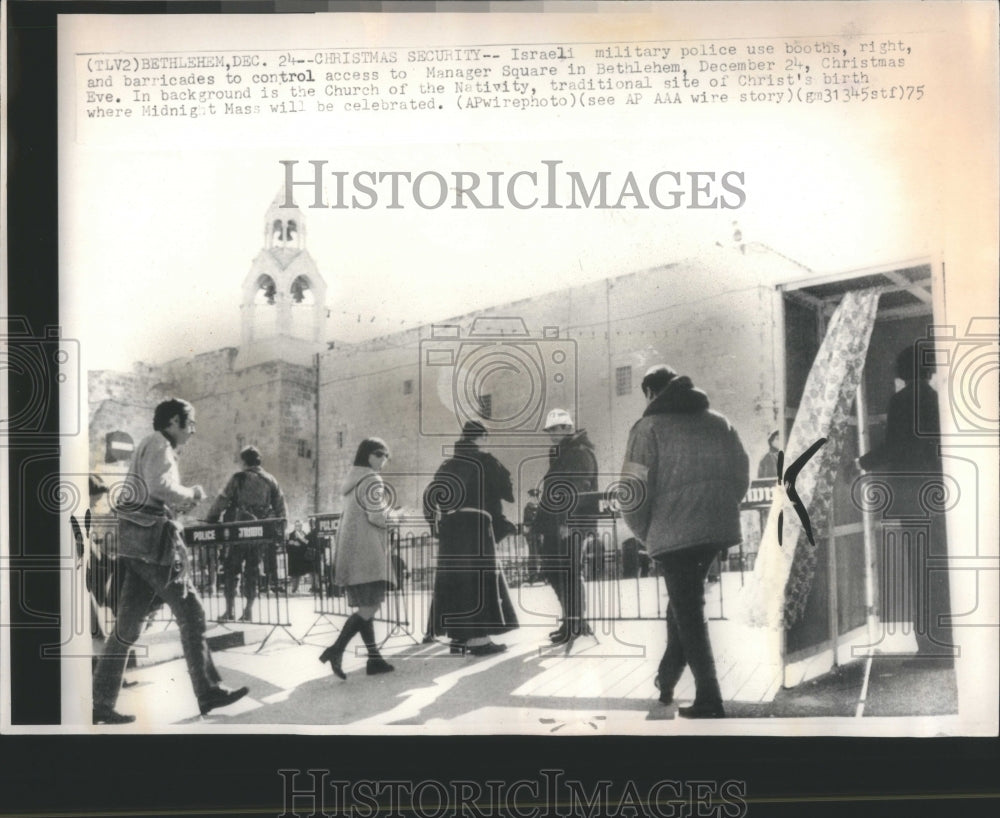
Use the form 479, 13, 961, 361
430, 510, 518, 641
344, 580, 387, 608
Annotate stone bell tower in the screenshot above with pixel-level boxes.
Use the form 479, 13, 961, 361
238, 193, 328, 369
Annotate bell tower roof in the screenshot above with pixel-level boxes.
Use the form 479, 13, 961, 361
264, 190, 307, 261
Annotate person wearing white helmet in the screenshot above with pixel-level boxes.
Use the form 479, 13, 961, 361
535, 408, 598, 645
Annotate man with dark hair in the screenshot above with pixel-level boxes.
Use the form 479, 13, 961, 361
206, 445, 288, 621
535, 408, 598, 644
92, 398, 249, 724
621, 365, 749, 718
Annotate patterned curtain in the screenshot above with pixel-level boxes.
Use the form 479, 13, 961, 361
741, 287, 882, 630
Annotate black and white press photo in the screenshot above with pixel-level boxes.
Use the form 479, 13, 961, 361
4, 1, 997, 740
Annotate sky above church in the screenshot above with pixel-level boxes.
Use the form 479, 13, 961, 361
58, 11, 969, 375
64, 119, 941, 374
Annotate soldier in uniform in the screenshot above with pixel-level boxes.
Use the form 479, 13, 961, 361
206, 445, 288, 622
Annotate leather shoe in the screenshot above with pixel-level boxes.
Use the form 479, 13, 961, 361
654, 675, 673, 705
678, 702, 725, 719
449, 641, 467, 656
549, 625, 568, 643
93, 705, 136, 725
468, 642, 507, 657
198, 685, 249, 716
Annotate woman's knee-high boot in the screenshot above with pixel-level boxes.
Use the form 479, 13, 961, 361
358, 617, 394, 675
319, 613, 364, 679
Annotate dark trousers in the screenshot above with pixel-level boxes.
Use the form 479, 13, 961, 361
656, 545, 723, 706
543, 534, 586, 625
93, 557, 216, 710
223, 543, 262, 613
525, 533, 542, 579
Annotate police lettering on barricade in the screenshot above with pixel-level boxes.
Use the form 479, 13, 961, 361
736, 478, 777, 578
302, 512, 348, 642
183, 517, 301, 652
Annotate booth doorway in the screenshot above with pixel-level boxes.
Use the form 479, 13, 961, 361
780, 261, 936, 671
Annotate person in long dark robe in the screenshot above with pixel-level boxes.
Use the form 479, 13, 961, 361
423, 421, 518, 656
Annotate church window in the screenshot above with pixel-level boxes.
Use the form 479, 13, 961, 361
336, 431, 344, 449
403, 379, 413, 395
297, 439, 311, 459
615, 365, 632, 396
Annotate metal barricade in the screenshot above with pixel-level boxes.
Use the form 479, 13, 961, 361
305, 512, 434, 648
85, 516, 299, 652
184, 517, 301, 652
303, 513, 350, 641
300, 485, 779, 646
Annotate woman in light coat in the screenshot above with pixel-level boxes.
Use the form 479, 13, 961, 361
320, 438, 394, 679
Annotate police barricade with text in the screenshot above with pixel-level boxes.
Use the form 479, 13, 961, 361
84, 515, 300, 652
507, 488, 740, 624
303, 512, 349, 641
300, 487, 773, 646
738, 479, 775, 578
184, 517, 302, 652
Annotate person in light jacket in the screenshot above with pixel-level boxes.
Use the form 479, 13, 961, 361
621, 365, 749, 719
92, 398, 249, 724
320, 438, 395, 679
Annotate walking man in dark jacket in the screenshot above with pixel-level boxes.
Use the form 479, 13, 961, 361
536, 408, 599, 644
206, 446, 287, 621
621, 366, 749, 718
